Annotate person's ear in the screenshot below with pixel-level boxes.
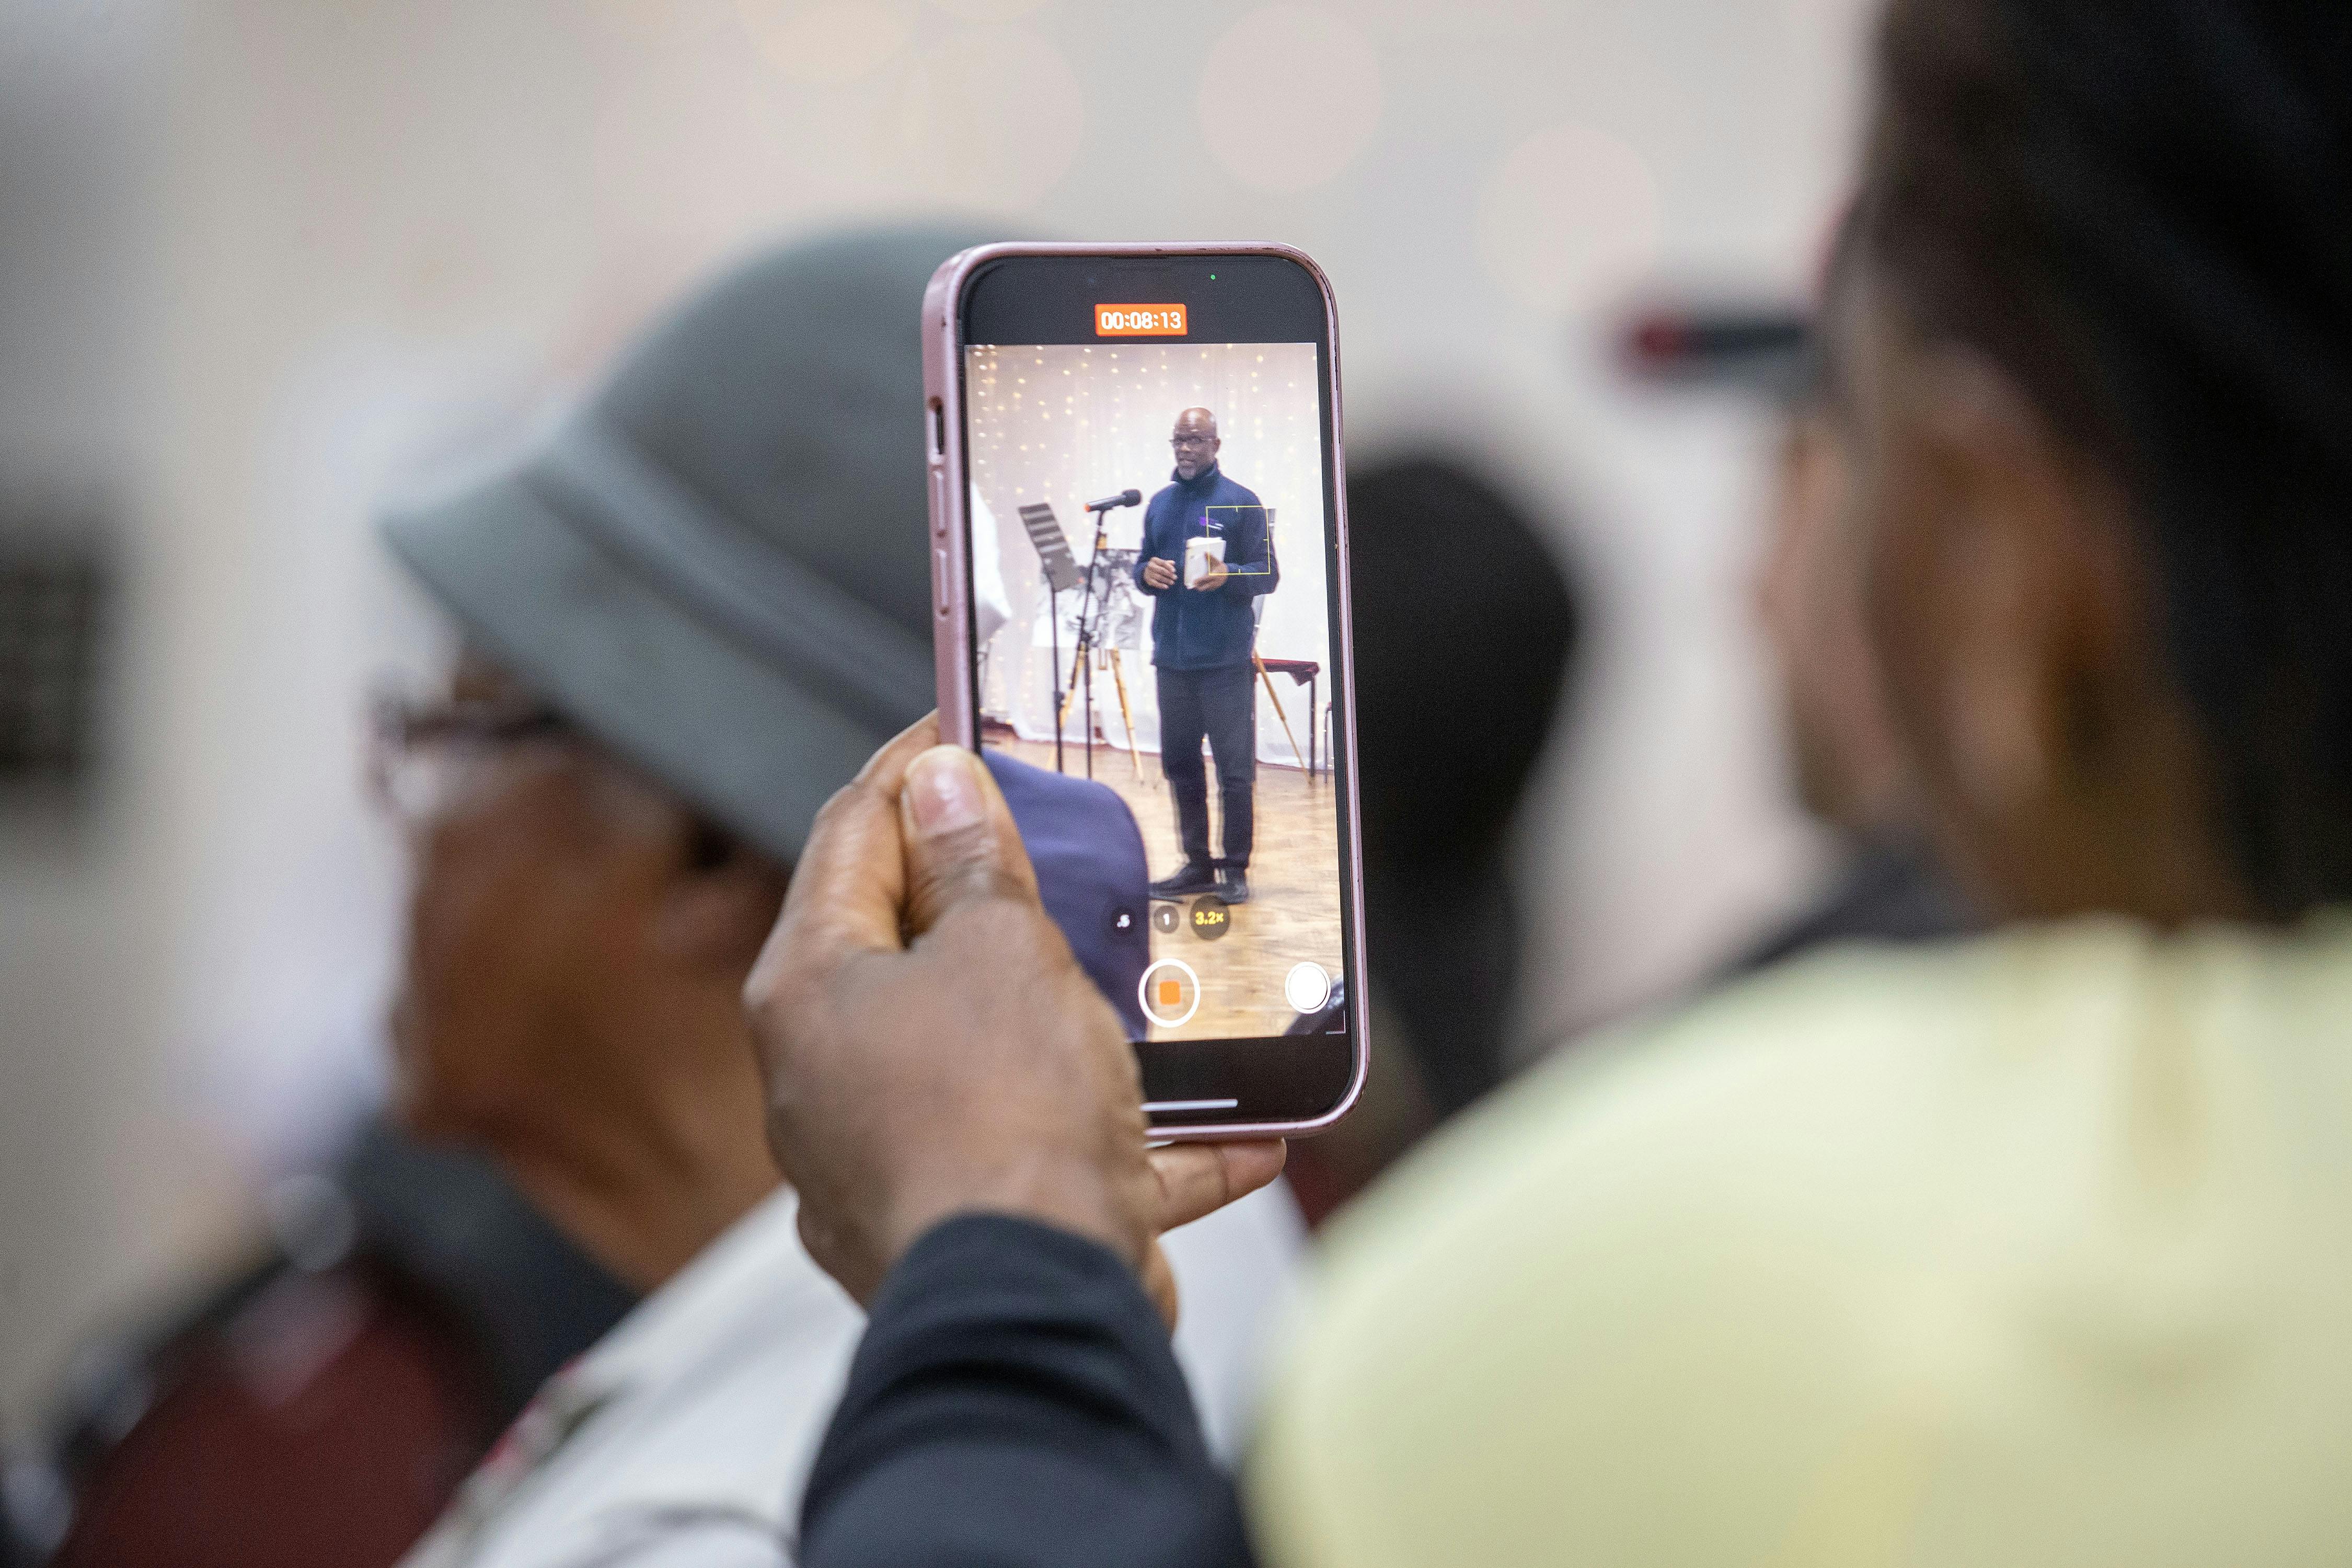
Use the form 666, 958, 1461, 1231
1901, 351, 2135, 827
651, 829, 792, 973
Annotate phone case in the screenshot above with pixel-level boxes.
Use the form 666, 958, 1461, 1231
920, 241, 1367, 1140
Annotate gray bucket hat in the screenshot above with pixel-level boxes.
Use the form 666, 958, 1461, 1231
382, 223, 1003, 861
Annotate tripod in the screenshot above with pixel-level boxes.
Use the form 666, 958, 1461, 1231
1063, 645, 1142, 779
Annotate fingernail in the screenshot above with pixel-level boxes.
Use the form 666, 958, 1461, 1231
906, 746, 985, 838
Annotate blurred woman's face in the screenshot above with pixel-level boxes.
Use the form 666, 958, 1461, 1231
382, 660, 690, 1140
389, 730, 597, 1137
1821, 261, 2252, 926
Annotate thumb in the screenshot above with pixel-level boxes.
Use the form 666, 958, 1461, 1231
898, 745, 1039, 938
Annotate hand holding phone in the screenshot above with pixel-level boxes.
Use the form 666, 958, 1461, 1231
742, 718, 1288, 1322
923, 243, 1366, 1140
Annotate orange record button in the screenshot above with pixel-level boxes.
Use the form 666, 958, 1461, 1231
1096, 303, 1188, 337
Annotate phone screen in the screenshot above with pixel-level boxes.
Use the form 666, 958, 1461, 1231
956, 252, 1358, 1127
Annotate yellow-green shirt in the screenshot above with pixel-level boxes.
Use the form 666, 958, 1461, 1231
1252, 918, 2352, 1567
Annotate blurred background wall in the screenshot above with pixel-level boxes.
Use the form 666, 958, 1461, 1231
0, 0, 1868, 1425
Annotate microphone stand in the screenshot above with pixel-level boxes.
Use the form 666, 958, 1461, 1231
1065, 500, 1119, 780
1047, 568, 1063, 773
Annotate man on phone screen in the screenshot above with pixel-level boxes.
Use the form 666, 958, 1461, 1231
1136, 407, 1277, 905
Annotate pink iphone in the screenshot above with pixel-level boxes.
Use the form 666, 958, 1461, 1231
922, 243, 1367, 1139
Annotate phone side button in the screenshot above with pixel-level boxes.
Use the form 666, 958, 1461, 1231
929, 470, 949, 537
932, 546, 951, 616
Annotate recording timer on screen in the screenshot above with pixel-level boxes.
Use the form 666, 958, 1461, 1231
1095, 304, 1189, 336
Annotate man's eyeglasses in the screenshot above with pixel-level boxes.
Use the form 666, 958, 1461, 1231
366, 691, 572, 824
1170, 434, 1217, 451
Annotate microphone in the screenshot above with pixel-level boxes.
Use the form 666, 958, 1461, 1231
1086, 489, 1142, 512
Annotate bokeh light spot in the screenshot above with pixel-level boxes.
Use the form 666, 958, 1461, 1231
1197, 7, 1382, 195
928, 0, 1053, 18
738, 0, 915, 85
1476, 122, 1662, 317
882, 28, 1083, 210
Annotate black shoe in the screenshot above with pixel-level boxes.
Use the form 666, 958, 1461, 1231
1150, 863, 1219, 899
1216, 869, 1251, 904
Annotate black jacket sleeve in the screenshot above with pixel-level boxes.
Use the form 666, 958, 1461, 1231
798, 1215, 1260, 1568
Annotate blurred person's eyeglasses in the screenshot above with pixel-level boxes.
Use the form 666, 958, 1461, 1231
366, 690, 572, 825
1171, 435, 1216, 451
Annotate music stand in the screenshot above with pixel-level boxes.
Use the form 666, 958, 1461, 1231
1019, 502, 1083, 771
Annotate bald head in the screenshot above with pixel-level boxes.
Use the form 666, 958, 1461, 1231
1171, 408, 1221, 480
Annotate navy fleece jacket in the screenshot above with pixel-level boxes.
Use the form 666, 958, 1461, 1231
1133, 461, 1277, 671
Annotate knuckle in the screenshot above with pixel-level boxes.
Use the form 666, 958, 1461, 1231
929, 884, 1056, 958
910, 845, 1025, 919
742, 943, 791, 1012
753, 950, 828, 1025
812, 779, 869, 825
806, 778, 885, 845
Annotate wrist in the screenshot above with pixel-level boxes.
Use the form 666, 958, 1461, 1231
885, 1148, 1149, 1276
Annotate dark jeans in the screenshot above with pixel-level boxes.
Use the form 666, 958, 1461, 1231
1157, 663, 1255, 870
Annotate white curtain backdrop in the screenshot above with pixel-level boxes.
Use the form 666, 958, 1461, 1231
969, 340, 1332, 767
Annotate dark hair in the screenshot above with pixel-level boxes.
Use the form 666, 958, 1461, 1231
1346, 455, 1580, 1112
1859, 0, 2352, 915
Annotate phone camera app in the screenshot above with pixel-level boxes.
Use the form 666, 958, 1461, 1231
967, 338, 1344, 1044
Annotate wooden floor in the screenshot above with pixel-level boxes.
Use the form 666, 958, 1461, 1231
988, 736, 1346, 1042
